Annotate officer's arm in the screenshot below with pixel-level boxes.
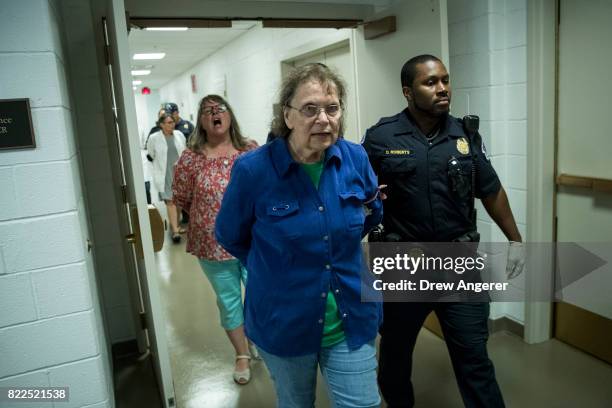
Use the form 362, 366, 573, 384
360, 146, 383, 237
361, 131, 381, 175
146, 135, 155, 161
481, 187, 522, 242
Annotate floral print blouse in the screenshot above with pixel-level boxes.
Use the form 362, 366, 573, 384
172, 141, 258, 260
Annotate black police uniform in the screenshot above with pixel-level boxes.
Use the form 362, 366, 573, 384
362, 109, 505, 408
175, 118, 194, 141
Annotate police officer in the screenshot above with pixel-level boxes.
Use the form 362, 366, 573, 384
164, 102, 194, 141
362, 54, 525, 407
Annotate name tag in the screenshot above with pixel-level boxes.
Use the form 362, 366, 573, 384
384, 149, 411, 156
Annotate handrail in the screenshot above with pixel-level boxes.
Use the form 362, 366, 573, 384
556, 174, 612, 193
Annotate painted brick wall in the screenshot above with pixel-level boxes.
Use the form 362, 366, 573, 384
0, 1, 113, 406
448, 0, 527, 322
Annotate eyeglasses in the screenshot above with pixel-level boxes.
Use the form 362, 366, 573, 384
202, 104, 228, 116
287, 104, 341, 118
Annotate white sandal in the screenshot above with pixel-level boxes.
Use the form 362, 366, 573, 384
233, 355, 251, 385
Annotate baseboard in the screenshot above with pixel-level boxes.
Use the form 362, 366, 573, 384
111, 339, 139, 360
489, 316, 524, 338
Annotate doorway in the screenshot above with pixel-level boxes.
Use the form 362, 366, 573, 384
553, 0, 612, 364
127, 24, 360, 408
99, 1, 449, 406
282, 40, 360, 143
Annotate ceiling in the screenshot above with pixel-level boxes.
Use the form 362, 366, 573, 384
128, 21, 257, 90
126, 0, 393, 91
237, 0, 390, 5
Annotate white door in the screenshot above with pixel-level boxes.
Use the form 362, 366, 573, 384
104, 0, 176, 405
555, 0, 612, 363
288, 42, 360, 143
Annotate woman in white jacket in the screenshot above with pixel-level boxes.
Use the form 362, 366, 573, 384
147, 113, 186, 243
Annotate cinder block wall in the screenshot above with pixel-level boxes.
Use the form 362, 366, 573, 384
448, 0, 527, 322
0, 1, 113, 406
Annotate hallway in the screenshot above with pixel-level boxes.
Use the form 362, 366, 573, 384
155, 237, 332, 408
149, 235, 612, 408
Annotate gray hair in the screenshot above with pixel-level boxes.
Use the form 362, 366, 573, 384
156, 112, 174, 127
271, 63, 347, 139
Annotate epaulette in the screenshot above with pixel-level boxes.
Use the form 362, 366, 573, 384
374, 114, 400, 128
367, 113, 401, 134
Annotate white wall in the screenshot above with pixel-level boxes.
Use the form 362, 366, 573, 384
0, 1, 113, 406
134, 90, 161, 147
448, 0, 527, 323
353, 0, 448, 134
159, 24, 352, 146
158, 1, 447, 145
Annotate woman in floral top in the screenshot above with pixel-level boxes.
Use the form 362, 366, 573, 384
173, 95, 258, 384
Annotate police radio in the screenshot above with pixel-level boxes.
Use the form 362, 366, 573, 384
462, 115, 480, 228
462, 115, 479, 139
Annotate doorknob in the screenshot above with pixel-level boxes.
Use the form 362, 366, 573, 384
126, 233, 137, 244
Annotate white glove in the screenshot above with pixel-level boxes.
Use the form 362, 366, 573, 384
506, 241, 525, 279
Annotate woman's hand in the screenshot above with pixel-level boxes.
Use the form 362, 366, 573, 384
378, 184, 388, 200
363, 184, 387, 204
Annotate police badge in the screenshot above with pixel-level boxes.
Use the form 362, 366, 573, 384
456, 137, 470, 155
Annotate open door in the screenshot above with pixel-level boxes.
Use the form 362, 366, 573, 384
102, 0, 176, 406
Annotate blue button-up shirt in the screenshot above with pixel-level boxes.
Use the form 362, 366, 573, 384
216, 137, 383, 357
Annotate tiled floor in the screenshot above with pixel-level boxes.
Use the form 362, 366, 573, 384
116, 236, 612, 407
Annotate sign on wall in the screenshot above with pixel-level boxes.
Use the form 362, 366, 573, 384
0, 99, 36, 150
191, 74, 197, 94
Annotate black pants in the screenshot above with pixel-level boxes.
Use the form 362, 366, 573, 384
378, 302, 505, 408
145, 181, 151, 205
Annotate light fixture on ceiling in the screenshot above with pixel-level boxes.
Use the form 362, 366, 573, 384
132, 80, 142, 85
131, 69, 151, 76
146, 27, 188, 31
133, 53, 165, 60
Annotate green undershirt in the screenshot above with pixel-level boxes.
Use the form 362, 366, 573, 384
300, 160, 346, 348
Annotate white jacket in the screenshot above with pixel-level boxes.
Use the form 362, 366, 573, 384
146, 130, 186, 194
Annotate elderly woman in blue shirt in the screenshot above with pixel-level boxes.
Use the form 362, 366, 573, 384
216, 63, 383, 408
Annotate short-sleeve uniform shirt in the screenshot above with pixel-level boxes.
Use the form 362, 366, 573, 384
362, 109, 501, 242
